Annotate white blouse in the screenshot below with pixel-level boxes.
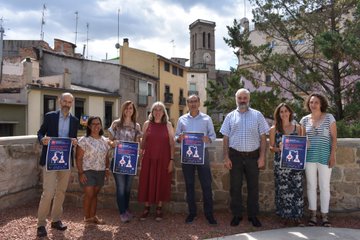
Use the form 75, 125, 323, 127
78, 136, 110, 171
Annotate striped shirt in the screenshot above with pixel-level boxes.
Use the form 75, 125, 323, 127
300, 113, 336, 165
220, 108, 270, 152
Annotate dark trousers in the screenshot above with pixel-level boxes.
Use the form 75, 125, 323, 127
229, 148, 259, 217
182, 150, 213, 217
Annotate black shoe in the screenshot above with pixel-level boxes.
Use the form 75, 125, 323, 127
37, 226, 47, 237
185, 214, 196, 224
248, 216, 262, 227
230, 216, 242, 226
206, 215, 217, 225
51, 221, 67, 231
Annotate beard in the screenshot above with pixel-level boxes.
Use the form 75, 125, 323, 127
237, 102, 249, 111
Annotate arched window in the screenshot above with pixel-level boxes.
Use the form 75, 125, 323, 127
203, 32, 206, 47
208, 33, 211, 48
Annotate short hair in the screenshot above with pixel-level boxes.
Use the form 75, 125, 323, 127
148, 101, 169, 123
60, 92, 74, 100
273, 103, 294, 133
86, 116, 104, 137
235, 88, 250, 98
304, 92, 329, 113
187, 94, 200, 102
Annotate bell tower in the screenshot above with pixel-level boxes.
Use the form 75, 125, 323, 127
189, 19, 216, 80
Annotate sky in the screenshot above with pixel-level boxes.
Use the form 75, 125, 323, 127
0, 0, 253, 70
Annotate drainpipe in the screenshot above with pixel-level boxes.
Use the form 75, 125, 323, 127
0, 23, 4, 84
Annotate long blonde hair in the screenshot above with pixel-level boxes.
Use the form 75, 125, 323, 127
148, 101, 169, 123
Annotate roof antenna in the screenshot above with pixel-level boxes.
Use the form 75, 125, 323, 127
40, 4, 46, 40
115, 9, 121, 57
74, 11, 79, 45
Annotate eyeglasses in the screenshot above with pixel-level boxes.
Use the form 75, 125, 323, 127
187, 100, 198, 103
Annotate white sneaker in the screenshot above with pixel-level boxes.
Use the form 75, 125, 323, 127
120, 213, 129, 223
126, 210, 133, 220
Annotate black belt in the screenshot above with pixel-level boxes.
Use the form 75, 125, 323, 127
230, 148, 259, 158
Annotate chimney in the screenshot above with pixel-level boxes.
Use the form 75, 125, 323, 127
23, 57, 33, 84
63, 68, 71, 89
123, 38, 129, 48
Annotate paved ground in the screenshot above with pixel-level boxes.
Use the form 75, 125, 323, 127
208, 227, 360, 240
0, 199, 359, 239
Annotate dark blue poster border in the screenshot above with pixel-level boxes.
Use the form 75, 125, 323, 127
46, 137, 72, 171
280, 135, 307, 170
113, 141, 139, 175
181, 132, 205, 165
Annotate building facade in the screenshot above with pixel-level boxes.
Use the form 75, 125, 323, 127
119, 38, 188, 125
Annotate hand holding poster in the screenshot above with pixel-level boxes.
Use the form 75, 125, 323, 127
46, 137, 72, 171
280, 135, 307, 170
113, 141, 139, 175
181, 132, 205, 165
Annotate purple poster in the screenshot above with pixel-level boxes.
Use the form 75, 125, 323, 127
181, 132, 205, 165
46, 137, 72, 171
113, 141, 139, 175
280, 135, 307, 170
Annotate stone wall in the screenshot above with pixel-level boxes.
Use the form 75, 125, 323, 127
1, 136, 359, 213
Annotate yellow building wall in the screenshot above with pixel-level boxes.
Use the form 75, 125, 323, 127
27, 90, 42, 135
159, 60, 188, 126
87, 96, 104, 120
120, 45, 158, 78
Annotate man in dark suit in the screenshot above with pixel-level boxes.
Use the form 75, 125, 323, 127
36, 92, 79, 238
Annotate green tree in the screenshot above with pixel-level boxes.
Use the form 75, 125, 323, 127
224, 0, 360, 120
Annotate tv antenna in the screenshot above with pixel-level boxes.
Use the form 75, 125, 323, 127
40, 4, 46, 40
74, 11, 79, 45
115, 9, 121, 56
86, 22, 90, 59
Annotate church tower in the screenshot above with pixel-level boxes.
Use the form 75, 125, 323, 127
189, 19, 216, 80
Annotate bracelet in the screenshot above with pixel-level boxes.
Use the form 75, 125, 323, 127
170, 158, 174, 160
105, 168, 110, 171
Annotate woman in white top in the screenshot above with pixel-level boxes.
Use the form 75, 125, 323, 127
76, 116, 111, 224
300, 93, 337, 227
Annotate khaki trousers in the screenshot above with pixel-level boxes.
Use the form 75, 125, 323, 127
37, 167, 71, 227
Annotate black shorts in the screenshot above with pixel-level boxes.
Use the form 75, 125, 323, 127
80, 170, 105, 187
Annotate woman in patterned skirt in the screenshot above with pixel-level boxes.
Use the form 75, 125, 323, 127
269, 103, 305, 226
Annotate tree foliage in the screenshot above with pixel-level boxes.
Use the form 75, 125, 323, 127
224, 0, 360, 120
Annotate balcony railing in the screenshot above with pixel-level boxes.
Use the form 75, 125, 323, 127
179, 96, 186, 106
138, 95, 148, 106
187, 90, 199, 96
164, 93, 173, 104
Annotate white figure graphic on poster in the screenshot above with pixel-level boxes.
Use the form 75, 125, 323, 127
126, 157, 132, 168
51, 151, 64, 164
119, 155, 132, 168
286, 150, 300, 163
186, 146, 200, 158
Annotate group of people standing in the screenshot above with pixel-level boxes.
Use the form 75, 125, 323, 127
35, 89, 337, 238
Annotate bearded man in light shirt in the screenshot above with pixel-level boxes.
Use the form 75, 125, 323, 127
220, 88, 269, 228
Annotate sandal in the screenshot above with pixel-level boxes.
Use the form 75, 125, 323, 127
93, 216, 105, 225
308, 211, 317, 226
140, 206, 150, 221
155, 206, 163, 221
84, 217, 94, 224
308, 219, 317, 226
321, 213, 331, 227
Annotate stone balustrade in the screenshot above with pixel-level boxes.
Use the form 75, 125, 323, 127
1, 136, 359, 213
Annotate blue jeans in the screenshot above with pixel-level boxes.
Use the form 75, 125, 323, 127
182, 149, 213, 217
112, 169, 134, 215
